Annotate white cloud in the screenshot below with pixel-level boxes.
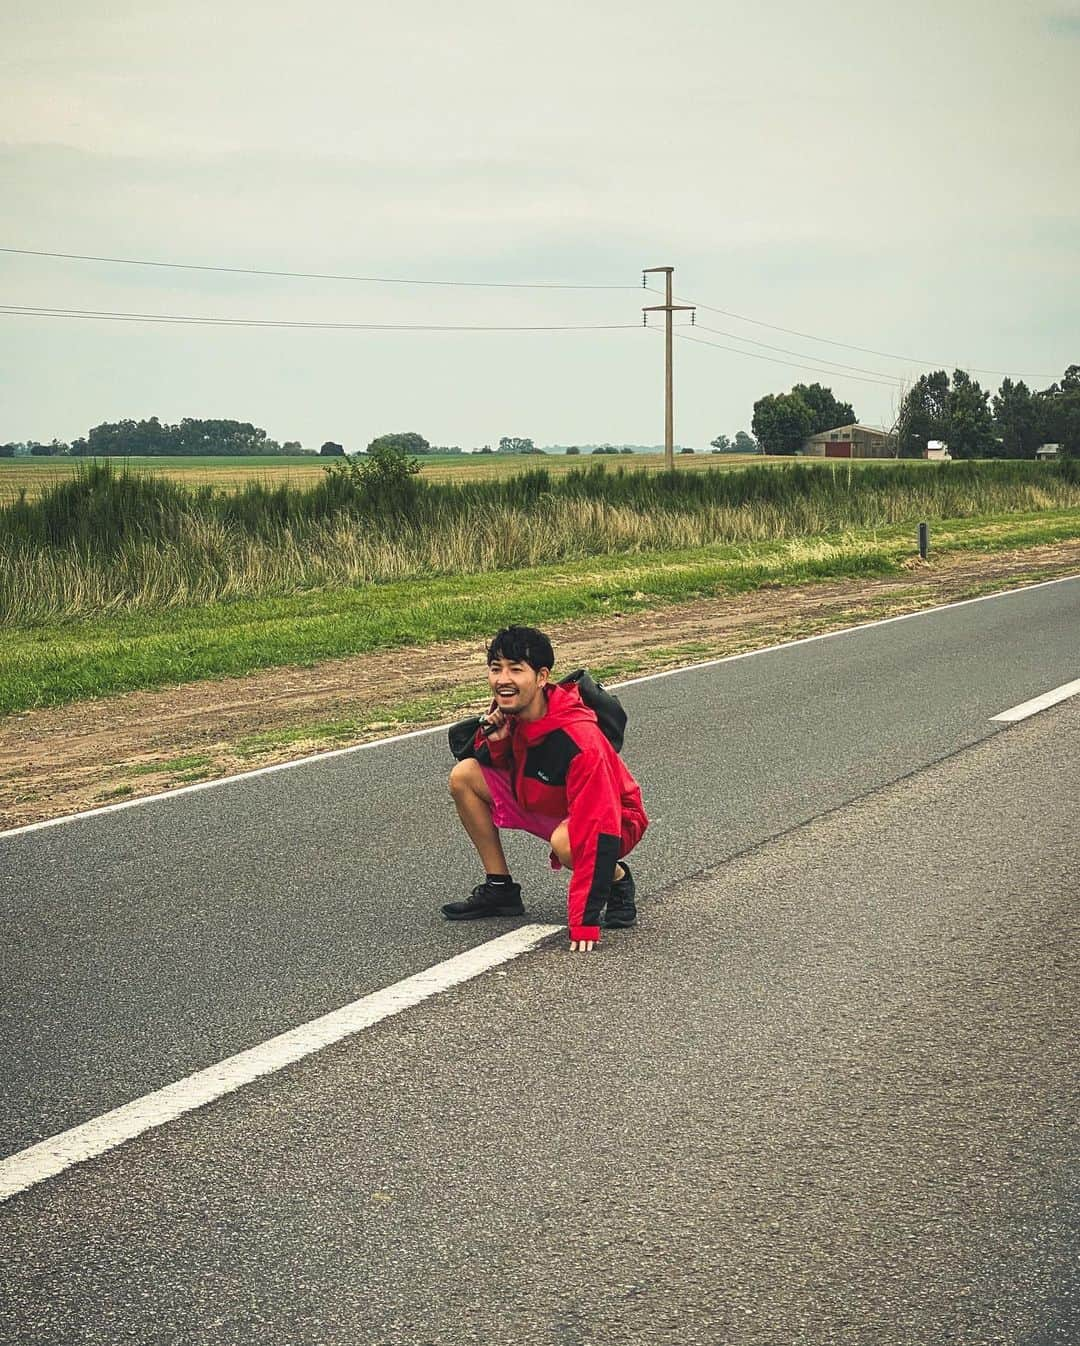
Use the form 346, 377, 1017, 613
1, 0, 1077, 444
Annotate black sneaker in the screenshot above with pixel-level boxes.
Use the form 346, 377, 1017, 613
442, 879, 525, 920
602, 863, 637, 928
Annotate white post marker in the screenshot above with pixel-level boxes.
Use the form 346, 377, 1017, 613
991, 677, 1080, 723
0, 923, 560, 1205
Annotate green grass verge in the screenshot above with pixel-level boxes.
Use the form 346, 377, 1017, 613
2, 509, 1078, 716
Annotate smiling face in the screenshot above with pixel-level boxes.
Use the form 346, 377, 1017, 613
487, 655, 549, 721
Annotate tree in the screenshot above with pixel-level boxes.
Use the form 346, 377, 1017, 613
497, 436, 535, 454
323, 442, 421, 511
591, 446, 620, 454
679, 446, 695, 454
1035, 364, 1080, 456
992, 379, 1039, 458
896, 371, 950, 457
791, 383, 856, 435
173, 418, 267, 455
710, 432, 757, 454
368, 432, 431, 455
81, 417, 278, 456
320, 441, 345, 456
751, 392, 814, 455
565, 446, 580, 455
946, 370, 996, 459
0, 444, 16, 457
751, 383, 853, 454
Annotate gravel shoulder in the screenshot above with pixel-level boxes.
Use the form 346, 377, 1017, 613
3, 539, 1079, 830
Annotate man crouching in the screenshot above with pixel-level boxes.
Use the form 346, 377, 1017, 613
443, 625, 648, 953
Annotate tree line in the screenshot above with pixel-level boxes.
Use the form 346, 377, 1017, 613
749, 366, 1078, 458
5, 363, 1075, 461
0, 418, 307, 458
895, 366, 1079, 458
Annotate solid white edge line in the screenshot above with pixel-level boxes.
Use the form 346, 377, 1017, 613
2, 570, 1077, 843
614, 571, 1079, 691
0, 922, 561, 1205
990, 677, 1080, 723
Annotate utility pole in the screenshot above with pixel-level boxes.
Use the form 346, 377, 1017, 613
643, 266, 695, 470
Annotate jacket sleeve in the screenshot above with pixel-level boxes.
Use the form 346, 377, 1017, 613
564, 745, 623, 942
483, 726, 512, 769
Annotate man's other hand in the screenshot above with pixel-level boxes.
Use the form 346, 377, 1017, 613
570, 940, 596, 953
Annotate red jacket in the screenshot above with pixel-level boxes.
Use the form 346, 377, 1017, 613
477, 683, 648, 942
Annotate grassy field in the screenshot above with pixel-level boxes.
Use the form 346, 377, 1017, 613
0, 451, 765, 499
6, 457, 1075, 627
0, 450, 924, 500
2, 455, 1077, 713
2, 509, 1079, 715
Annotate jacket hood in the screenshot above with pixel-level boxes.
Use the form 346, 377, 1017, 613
516, 681, 597, 742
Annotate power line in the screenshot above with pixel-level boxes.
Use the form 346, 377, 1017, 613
693, 323, 896, 381
660, 289, 1056, 382
0, 246, 635, 291
0, 303, 641, 332
665, 327, 904, 389
5, 244, 1053, 379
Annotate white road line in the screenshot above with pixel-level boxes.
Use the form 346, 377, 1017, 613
991, 677, 1080, 723
2, 571, 1077, 843
0, 922, 560, 1205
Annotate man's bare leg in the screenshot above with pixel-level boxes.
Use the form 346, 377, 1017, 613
448, 758, 510, 873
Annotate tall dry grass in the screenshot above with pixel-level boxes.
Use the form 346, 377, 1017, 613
2, 458, 1078, 624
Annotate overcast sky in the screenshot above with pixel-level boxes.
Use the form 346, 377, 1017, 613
2, 0, 1077, 450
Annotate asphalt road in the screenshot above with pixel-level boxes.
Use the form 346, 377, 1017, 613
1, 600, 1078, 1344
3, 576, 1078, 1153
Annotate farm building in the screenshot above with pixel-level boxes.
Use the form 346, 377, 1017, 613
1036, 443, 1060, 460
802, 424, 898, 458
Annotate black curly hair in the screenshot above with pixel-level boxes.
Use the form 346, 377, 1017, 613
486, 625, 555, 673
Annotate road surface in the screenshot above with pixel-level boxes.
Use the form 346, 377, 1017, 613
1, 577, 1078, 1343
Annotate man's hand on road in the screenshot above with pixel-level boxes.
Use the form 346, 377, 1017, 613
570, 940, 596, 953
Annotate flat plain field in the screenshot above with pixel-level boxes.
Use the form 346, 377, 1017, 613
0, 452, 802, 500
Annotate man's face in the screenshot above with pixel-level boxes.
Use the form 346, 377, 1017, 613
487, 655, 548, 716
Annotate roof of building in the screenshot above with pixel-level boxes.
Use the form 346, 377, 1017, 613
805, 423, 895, 441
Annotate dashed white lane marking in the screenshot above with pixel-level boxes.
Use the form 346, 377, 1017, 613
2, 571, 1076, 843
0, 923, 560, 1205
990, 677, 1080, 723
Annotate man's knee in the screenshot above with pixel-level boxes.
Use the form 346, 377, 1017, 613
449, 757, 482, 799
550, 821, 572, 865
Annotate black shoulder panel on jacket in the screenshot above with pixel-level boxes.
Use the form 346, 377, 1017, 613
523, 728, 580, 787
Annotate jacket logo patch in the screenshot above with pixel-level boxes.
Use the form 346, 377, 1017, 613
523, 729, 580, 787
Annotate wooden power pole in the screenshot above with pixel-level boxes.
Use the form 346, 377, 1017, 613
643, 266, 695, 470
